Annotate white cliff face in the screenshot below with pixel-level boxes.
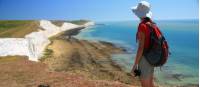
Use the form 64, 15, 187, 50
0, 20, 86, 61
25, 31, 50, 61
82, 22, 95, 27
61, 22, 80, 31
0, 38, 29, 57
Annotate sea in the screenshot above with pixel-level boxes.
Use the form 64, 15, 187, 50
75, 20, 199, 86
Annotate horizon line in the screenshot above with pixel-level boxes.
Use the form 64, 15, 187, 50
0, 18, 198, 22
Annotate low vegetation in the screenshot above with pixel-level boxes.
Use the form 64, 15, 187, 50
0, 20, 39, 38
0, 56, 26, 63
51, 20, 65, 27
39, 48, 53, 62
51, 20, 90, 27
0, 20, 89, 38
68, 20, 90, 25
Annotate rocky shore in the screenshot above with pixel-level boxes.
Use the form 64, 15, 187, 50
40, 25, 141, 86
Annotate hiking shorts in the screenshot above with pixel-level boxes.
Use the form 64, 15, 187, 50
138, 56, 154, 79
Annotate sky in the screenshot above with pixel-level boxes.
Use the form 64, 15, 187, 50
0, 0, 198, 22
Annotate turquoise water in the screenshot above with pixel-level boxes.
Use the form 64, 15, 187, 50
75, 20, 199, 86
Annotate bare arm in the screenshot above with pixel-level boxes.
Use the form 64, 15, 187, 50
134, 31, 145, 65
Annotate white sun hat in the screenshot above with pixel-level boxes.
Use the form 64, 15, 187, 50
131, 1, 152, 19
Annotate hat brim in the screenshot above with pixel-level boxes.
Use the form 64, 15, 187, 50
131, 6, 152, 19
131, 6, 137, 13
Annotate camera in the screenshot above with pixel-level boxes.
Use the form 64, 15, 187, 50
134, 69, 141, 77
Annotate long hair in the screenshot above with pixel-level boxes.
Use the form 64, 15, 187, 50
143, 17, 153, 23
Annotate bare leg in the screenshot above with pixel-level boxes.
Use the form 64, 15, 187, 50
140, 74, 154, 87
150, 74, 154, 87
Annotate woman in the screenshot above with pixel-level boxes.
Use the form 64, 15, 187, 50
131, 1, 154, 87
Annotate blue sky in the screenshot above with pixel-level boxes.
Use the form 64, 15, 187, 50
0, 0, 198, 21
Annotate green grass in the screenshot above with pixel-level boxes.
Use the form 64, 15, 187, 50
51, 20, 90, 26
0, 20, 89, 38
51, 20, 65, 27
68, 20, 90, 25
0, 20, 32, 31
0, 20, 39, 38
39, 48, 53, 62
0, 56, 27, 63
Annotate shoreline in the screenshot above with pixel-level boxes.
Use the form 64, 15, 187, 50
72, 23, 198, 86
0, 20, 140, 87
0, 20, 198, 87
0, 20, 94, 61
67, 21, 199, 87
40, 27, 141, 85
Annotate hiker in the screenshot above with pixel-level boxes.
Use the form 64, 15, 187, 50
131, 1, 169, 87
131, 1, 155, 87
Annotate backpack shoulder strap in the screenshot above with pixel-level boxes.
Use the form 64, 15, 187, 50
143, 22, 155, 54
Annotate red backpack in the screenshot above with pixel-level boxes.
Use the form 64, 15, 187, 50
143, 22, 169, 67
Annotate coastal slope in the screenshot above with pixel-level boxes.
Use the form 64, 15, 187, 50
0, 20, 140, 87
0, 56, 134, 87
41, 36, 140, 86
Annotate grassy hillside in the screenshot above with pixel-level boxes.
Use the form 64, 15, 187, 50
68, 20, 90, 25
0, 20, 39, 38
0, 20, 90, 38
51, 20, 90, 27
